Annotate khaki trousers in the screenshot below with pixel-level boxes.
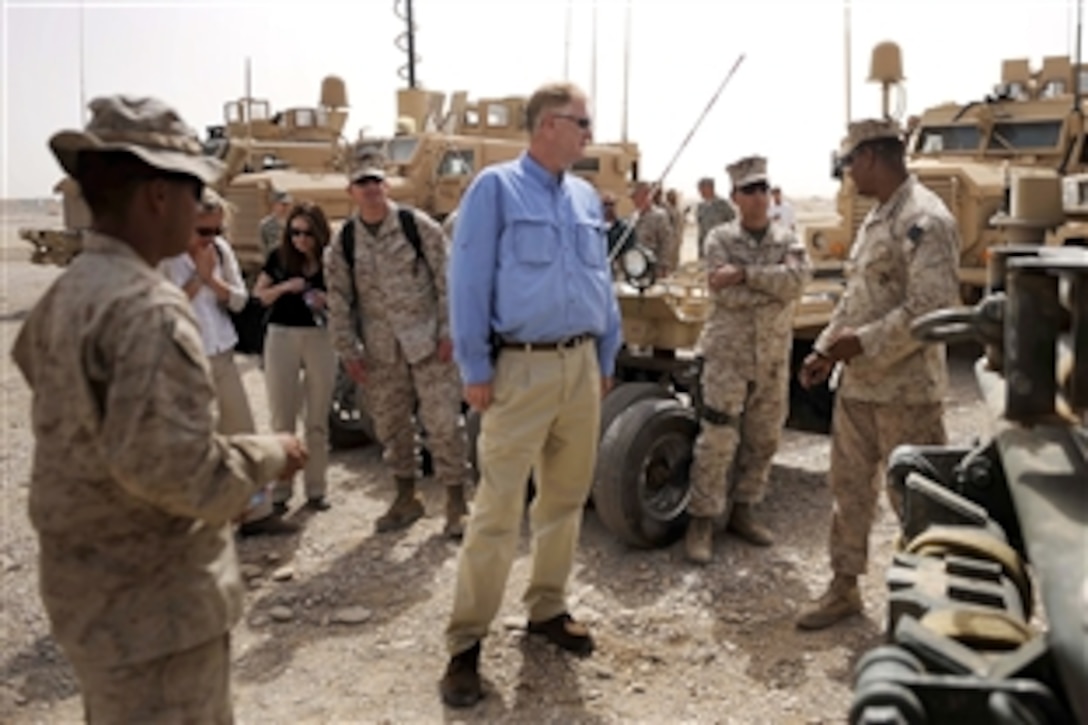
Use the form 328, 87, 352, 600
828, 396, 947, 576
263, 325, 336, 502
70, 634, 232, 725
208, 351, 272, 522
446, 340, 600, 656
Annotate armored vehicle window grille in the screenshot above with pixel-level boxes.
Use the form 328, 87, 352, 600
248, 101, 270, 122
916, 125, 982, 153
293, 109, 316, 128
438, 150, 475, 177
464, 109, 479, 128
572, 157, 601, 174
388, 138, 419, 163
486, 104, 509, 128
987, 121, 1062, 151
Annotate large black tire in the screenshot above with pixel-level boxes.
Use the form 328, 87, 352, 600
592, 397, 698, 549
328, 362, 377, 449
599, 382, 674, 441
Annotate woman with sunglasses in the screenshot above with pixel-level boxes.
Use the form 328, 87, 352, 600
254, 201, 337, 514
160, 189, 300, 537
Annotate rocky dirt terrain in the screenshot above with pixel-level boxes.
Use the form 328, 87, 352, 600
0, 202, 990, 724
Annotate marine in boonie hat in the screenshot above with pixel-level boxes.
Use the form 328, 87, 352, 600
839, 118, 903, 160
726, 155, 768, 190
348, 151, 387, 184
49, 95, 223, 184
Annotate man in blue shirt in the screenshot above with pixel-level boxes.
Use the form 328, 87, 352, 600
440, 81, 623, 708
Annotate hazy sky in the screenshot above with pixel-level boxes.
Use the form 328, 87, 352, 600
1, 0, 1082, 200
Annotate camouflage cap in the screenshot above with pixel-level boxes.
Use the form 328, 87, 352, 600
840, 118, 903, 157
49, 95, 223, 184
271, 190, 293, 204
348, 151, 386, 184
726, 155, 768, 189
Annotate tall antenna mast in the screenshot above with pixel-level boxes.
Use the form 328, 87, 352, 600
1075, 0, 1083, 108
844, 0, 852, 127
590, 1, 598, 119
394, 0, 420, 89
78, 0, 87, 121
563, 0, 573, 80
621, 0, 631, 142
244, 57, 253, 170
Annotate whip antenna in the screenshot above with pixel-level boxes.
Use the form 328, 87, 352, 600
609, 53, 747, 262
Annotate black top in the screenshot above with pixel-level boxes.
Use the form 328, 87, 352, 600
261, 249, 326, 328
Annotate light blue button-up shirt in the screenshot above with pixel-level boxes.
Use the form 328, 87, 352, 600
448, 152, 623, 385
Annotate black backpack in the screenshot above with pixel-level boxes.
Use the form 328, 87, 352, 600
338, 206, 427, 335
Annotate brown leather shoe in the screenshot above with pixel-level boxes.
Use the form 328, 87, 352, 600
439, 642, 482, 708
527, 612, 594, 657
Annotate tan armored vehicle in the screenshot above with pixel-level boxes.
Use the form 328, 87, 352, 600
212, 82, 640, 281
805, 41, 1088, 300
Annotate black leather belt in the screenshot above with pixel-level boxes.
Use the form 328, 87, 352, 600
499, 333, 593, 351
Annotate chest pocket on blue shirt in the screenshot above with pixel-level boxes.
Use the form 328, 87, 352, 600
575, 220, 608, 268
511, 217, 557, 265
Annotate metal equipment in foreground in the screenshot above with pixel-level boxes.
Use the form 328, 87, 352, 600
849, 237, 1087, 722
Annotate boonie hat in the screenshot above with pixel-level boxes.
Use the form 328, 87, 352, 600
726, 155, 768, 189
49, 95, 223, 184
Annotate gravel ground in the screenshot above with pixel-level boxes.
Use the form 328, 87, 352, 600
0, 206, 990, 724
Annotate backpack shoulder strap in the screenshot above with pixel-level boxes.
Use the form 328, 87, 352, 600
339, 219, 358, 304
396, 205, 425, 274
340, 219, 356, 272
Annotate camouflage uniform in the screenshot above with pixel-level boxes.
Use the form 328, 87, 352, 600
325, 201, 469, 501
816, 172, 960, 575
665, 202, 684, 269
797, 118, 962, 630
633, 204, 674, 274
259, 214, 283, 256
11, 95, 289, 723
696, 196, 736, 258
688, 200, 812, 518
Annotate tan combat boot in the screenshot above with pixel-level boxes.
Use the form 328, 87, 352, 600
375, 476, 425, 533
444, 484, 468, 539
727, 502, 774, 547
796, 573, 863, 630
684, 516, 714, 564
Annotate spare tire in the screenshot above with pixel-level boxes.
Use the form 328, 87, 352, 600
592, 397, 697, 549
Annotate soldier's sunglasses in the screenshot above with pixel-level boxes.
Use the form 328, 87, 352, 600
738, 182, 770, 196
196, 226, 224, 237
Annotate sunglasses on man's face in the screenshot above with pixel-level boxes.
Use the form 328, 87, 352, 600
738, 182, 770, 196
554, 113, 592, 130
196, 226, 223, 237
